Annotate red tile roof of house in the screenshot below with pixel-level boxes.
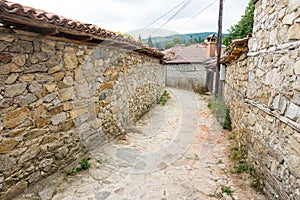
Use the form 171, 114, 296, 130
0, 0, 164, 58
163, 44, 214, 65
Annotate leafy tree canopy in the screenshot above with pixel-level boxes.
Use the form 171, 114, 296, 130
173, 36, 182, 44
165, 41, 175, 49
223, 0, 255, 48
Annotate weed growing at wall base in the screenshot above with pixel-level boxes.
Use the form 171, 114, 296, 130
79, 158, 91, 170
158, 90, 171, 105
208, 185, 234, 198
62, 168, 77, 176
223, 108, 232, 131
229, 134, 264, 192
62, 158, 91, 176
97, 158, 107, 164
221, 186, 234, 196
207, 98, 232, 131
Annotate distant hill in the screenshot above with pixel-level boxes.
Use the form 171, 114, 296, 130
125, 28, 178, 40
141, 32, 228, 50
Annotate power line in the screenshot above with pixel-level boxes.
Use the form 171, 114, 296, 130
144, 0, 188, 29
150, 0, 192, 35
173, 0, 218, 32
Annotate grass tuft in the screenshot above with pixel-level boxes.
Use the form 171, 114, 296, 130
221, 186, 234, 195
62, 158, 91, 176
207, 98, 232, 131
158, 90, 171, 105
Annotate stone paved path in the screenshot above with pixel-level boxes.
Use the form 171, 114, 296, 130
17, 88, 266, 200
90, 88, 198, 174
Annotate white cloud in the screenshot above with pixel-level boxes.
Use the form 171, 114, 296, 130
11, 0, 250, 35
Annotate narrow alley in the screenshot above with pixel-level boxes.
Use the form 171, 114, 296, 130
17, 88, 265, 200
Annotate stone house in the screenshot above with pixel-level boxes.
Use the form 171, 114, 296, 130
0, 1, 165, 199
163, 35, 221, 93
221, 0, 300, 199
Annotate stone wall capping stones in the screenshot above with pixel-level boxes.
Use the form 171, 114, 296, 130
0, 0, 164, 59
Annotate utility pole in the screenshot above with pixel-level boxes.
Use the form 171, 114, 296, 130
214, 0, 223, 97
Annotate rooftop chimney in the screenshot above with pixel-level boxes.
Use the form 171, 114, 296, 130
206, 34, 217, 57
207, 41, 217, 57
169, 52, 175, 60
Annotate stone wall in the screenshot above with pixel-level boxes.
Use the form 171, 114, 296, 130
0, 28, 164, 199
223, 0, 300, 199
166, 64, 208, 93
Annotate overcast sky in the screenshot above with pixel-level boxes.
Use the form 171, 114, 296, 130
12, 0, 250, 38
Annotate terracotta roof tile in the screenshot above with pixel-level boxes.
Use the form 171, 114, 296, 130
163, 44, 214, 64
0, 0, 163, 58
220, 37, 249, 64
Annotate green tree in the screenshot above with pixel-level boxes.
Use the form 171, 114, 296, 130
164, 41, 175, 49
188, 35, 194, 44
147, 35, 153, 47
172, 36, 182, 44
198, 36, 204, 43
223, 0, 255, 48
184, 35, 197, 46
155, 42, 162, 50
185, 40, 192, 46
138, 34, 143, 43
194, 38, 199, 43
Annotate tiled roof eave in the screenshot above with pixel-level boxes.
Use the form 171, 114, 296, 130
163, 59, 214, 65
0, 0, 164, 59
220, 37, 249, 65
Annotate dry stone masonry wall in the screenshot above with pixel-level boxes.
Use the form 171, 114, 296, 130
224, 0, 300, 199
166, 64, 208, 93
0, 28, 165, 199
